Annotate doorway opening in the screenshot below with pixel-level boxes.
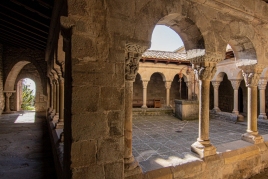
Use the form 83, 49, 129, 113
17, 78, 36, 111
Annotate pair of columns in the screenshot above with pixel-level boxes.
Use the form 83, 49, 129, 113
212, 78, 268, 120
141, 80, 193, 108
211, 80, 241, 114
49, 77, 65, 129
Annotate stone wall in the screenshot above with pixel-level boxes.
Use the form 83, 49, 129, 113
0, 44, 5, 114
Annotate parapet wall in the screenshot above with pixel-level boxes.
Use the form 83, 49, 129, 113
127, 141, 268, 179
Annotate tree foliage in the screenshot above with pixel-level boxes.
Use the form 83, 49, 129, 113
21, 85, 35, 110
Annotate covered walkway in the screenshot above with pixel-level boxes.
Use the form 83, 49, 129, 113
0, 111, 56, 179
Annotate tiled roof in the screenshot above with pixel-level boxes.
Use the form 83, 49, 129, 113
142, 50, 188, 61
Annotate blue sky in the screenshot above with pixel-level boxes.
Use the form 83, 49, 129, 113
149, 25, 184, 52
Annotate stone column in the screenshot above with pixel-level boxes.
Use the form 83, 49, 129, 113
141, 80, 148, 108
56, 77, 64, 128
124, 43, 145, 177
241, 69, 263, 144
56, 80, 60, 113
4, 92, 12, 112
187, 50, 218, 158
258, 78, 267, 120
165, 81, 172, 107
186, 81, 192, 100
230, 80, 241, 115
50, 81, 54, 109
53, 80, 57, 111
211, 81, 221, 112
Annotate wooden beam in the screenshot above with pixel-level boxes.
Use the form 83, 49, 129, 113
0, 18, 47, 40
0, 37, 43, 50
0, 25, 46, 44
0, 28, 46, 47
0, 12, 48, 35
0, 4, 49, 28
0, 34, 44, 50
10, 0, 50, 19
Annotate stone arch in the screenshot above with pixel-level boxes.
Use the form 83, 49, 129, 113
156, 13, 205, 50
133, 73, 143, 101
148, 71, 166, 82
147, 72, 166, 105
217, 21, 260, 61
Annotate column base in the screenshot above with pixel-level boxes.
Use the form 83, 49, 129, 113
141, 105, 147, 109
212, 107, 221, 113
241, 132, 264, 144
55, 120, 64, 129
191, 141, 216, 158
124, 156, 142, 177
232, 110, 239, 115
258, 114, 267, 120
53, 113, 59, 121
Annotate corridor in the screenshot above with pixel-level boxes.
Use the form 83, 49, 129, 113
0, 112, 57, 179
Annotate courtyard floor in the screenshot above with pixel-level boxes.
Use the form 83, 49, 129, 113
132, 113, 268, 173
0, 111, 57, 179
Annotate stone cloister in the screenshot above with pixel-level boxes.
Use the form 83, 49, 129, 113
1, 0, 268, 178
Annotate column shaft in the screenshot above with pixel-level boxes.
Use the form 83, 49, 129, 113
53, 82, 57, 110
142, 81, 148, 108
233, 89, 239, 114
50, 83, 54, 108
198, 80, 210, 141
56, 81, 59, 113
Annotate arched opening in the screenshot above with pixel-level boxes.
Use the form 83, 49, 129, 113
170, 74, 187, 101
147, 73, 166, 107
218, 74, 233, 112
133, 74, 143, 108
238, 87, 243, 113
17, 78, 36, 111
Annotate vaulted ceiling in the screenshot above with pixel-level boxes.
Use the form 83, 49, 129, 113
0, 0, 54, 50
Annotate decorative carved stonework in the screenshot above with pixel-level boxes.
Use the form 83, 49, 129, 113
242, 71, 260, 87
125, 44, 147, 81
212, 81, 221, 90
185, 81, 192, 88
186, 49, 223, 64
230, 80, 241, 90
165, 81, 172, 89
194, 65, 216, 81
258, 78, 267, 90
142, 80, 149, 88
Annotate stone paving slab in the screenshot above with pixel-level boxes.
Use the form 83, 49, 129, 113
0, 112, 57, 179
132, 113, 268, 173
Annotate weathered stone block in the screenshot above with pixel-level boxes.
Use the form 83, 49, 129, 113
143, 167, 172, 179
72, 113, 109, 141
174, 99, 198, 120
97, 137, 123, 163
100, 87, 124, 110
104, 161, 124, 179
72, 165, 105, 179
107, 111, 123, 136
71, 140, 97, 168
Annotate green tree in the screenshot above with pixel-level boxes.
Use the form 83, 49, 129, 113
21, 85, 35, 110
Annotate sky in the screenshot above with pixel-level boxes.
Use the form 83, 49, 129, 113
149, 25, 184, 52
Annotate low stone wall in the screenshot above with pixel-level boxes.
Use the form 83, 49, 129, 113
174, 99, 199, 120
127, 141, 268, 179
132, 108, 173, 116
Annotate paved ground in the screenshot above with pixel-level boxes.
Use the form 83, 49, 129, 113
132, 113, 268, 173
0, 111, 57, 179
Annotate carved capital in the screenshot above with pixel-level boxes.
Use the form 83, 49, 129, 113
258, 78, 267, 90
186, 49, 223, 63
165, 81, 172, 89
60, 16, 75, 29
194, 65, 216, 81
212, 81, 221, 90
142, 80, 149, 88
186, 81, 192, 88
5, 92, 12, 98
230, 80, 241, 90
125, 44, 147, 81
242, 71, 260, 87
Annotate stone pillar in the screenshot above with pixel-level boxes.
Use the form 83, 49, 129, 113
50, 81, 54, 109
141, 80, 148, 108
4, 92, 12, 112
53, 80, 57, 111
186, 81, 192, 100
56, 80, 60, 113
258, 78, 267, 120
241, 69, 263, 144
230, 80, 241, 115
124, 43, 145, 177
165, 81, 172, 107
191, 60, 216, 158
211, 81, 221, 112
56, 77, 64, 128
